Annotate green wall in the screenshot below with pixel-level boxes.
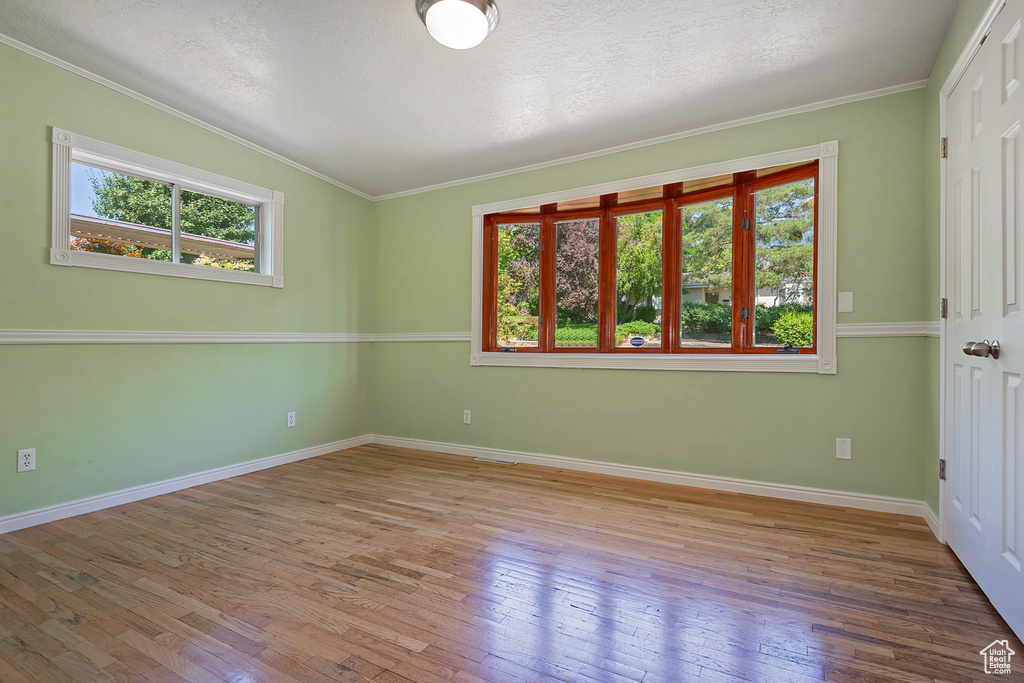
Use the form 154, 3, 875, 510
921, 0, 993, 516
370, 90, 935, 500
1, 2, 993, 521
0, 42, 374, 517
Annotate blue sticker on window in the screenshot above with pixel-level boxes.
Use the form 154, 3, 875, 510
629, 336, 645, 347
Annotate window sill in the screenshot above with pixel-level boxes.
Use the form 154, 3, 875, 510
471, 351, 834, 374
50, 248, 282, 288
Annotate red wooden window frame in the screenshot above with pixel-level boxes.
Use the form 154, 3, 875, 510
483, 161, 819, 355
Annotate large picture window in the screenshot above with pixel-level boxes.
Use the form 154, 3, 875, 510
472, 142, 838, 373
483, 163, 818, 354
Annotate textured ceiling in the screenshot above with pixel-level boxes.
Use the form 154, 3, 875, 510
0, 0, 958, 197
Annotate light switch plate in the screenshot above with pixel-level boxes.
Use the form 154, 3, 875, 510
838, 292, 854, 313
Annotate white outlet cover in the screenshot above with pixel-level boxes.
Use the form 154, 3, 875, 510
287, 412, 296, 427
836, 438, 852, 460
17, 448, 36, 472
838, 291, 854, 313
463, 410, 471, 424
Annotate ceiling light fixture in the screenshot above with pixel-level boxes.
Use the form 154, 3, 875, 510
416, 0, 498, 50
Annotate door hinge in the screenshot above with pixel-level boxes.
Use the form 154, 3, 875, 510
740, 307, 750, 320
940, 137, 948, 159
939, 459, 946, 480
742, 217, 751, 231
940, 297, 948, 319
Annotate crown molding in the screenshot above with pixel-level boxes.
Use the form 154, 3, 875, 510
373, 81, 927, 201
2, 30, 927, 203
0, 32, 372, 201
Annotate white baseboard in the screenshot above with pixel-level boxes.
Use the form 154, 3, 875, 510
0, 433, 941, 542
922, 502, 943, 542
372, 434, 934, 521
0, 435, 373, 535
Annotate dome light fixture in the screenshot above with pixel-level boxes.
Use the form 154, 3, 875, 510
416, 0, 499, 50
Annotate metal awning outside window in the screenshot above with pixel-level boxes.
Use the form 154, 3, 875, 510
71, 214, 254, 260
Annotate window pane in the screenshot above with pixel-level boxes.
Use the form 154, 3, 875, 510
70, 163, 172, 260
555, 219, 600, 348
496, 223, 540, 348
180, 189, 258, 271
615, 211, 663, 348
679, 197, 734, 348
753, 178, 815, 347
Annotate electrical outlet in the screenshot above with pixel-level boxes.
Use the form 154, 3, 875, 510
463, 410, 471, 425
287, 412, 296, 428
17, 448, 36, 473
836, 438, 852, 460
838, 291, 854, 313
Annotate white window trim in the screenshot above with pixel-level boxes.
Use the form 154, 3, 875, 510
470, 141, 839, 374
50, 127, 285, 288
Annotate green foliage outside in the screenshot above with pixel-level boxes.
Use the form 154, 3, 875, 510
510, 304, 813, 347
772, 311, 814, 347
753, 303, 812, 335
73, 170, 257, 271
496, 224, 540, 344
754, 180, 815, 301
552, 323, 598, 347
520, 320, 662, 347
680, 197, 733, 290
680, 302, 732, 336
678, 301, 813, 344
615, 212, 662, 323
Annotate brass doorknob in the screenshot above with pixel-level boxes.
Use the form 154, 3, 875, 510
962, 340, 1001, 359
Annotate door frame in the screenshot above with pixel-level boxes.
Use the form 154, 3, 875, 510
938, 0, 1006, 545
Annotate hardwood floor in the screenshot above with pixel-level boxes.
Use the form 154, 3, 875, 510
0, 444, 1020, 683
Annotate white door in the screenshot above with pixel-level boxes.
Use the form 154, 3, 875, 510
944, 0, 1024, 639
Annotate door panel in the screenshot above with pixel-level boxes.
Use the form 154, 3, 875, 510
953, 364, 965, 511
1004, 372, 1021, 571
971, 366, 983, 529
1004, 125, 1020, 314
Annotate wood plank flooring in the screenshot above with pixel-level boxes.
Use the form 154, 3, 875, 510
0, 444, 1020, 682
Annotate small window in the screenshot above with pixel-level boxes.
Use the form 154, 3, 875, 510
52, 128, 284, 287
